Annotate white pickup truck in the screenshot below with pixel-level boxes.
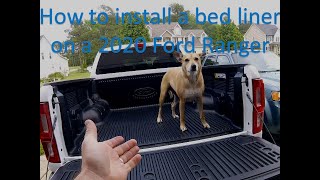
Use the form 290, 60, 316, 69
40, 43, 280, 179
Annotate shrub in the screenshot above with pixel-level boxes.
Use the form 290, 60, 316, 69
48, 72, 65, 81
40, 77, 52, 84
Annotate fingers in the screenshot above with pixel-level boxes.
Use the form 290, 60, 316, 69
120, 146, 140, 163
125, 154, 142, 172
114, 139, 137, 156
84, 120, 97, 141
104, 136, 125, 148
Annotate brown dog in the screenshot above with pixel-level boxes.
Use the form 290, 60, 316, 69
157, 51, 210, 132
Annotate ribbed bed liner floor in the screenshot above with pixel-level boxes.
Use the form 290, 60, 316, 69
71, 104, 241, 155
53, 135, 280, 180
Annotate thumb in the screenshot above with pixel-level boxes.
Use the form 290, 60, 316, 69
84, 119, 97, 141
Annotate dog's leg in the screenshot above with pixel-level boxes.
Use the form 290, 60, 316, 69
157, 80, 169, 123
179, 99, 187, 131
171, 93, 179, 119
197, 96, 210, 128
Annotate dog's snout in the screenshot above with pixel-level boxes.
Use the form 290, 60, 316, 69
191, 64, 197, 71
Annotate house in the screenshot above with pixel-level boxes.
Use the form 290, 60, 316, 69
40, 35, 69, 79
244, 24, 280, 55
146, 22, 209, 53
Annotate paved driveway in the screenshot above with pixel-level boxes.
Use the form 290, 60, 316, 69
40, 155, 52, 179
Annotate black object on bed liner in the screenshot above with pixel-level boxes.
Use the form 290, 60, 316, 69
52, 135, 280, 180
70, 104, 241, 155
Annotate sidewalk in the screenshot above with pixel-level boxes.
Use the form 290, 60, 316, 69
40, 155, 52, 180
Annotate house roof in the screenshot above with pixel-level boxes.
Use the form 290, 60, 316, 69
147, 22, 205, 37
255, 24, 278, 36
147, 22, 180, 37
40, 35, 69, 61
194, 38, 202, 47
183, 29, 205, 37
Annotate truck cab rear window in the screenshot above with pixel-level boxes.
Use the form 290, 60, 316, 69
96, 46, 181, 74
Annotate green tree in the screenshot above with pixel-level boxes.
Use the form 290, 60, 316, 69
167, 3, 184, 24
99, 5, 115, 15
168, 3, 201, 29
120, 12, 151, 43
182, 13, 202, 29
219, 19, 244, 49
63, 5, 120, 70
48, 72, 64, 81
203, 23, 221, 42
170, 3, 184, 16
238, 23, 251, 35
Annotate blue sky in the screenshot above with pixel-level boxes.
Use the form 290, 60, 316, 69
40, 0, 280, 42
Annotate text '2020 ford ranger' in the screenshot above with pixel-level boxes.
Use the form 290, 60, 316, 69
40, 43, 280, 179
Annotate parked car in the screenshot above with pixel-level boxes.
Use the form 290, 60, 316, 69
202, 50, 280, 144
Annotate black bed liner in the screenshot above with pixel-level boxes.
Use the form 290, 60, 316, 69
53, 135, 280, 180
70, 104, 241, 156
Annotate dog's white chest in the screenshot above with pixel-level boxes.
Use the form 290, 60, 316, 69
184, 88, 201, 100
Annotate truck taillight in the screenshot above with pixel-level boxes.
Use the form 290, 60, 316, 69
40, 102, 61, 163
252, 79, 265, 134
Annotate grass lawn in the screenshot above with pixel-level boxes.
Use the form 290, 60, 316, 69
64, 70, 90, 80
69, 66, 80, 71
41, 70, 90, 87
40, 142, 44, 156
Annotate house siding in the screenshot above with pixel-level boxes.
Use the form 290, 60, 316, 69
148, 23, 208, 52
40, 36, 69, 79
272, 29, 280, 55
162, 31, 172, 38
244, 25, 267, 48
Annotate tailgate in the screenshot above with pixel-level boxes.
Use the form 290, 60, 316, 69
51, 135, 280, 180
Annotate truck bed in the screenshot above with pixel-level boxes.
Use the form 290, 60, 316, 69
53, 135, 280, 180
70, 104, 241, 156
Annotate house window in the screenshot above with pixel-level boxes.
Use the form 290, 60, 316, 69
267, 36, 274, 42
174, 27, 181, 35
49, 53, 52, 59
41, 53, 44, 60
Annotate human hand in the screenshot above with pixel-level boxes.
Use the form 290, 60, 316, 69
75, 120, 142, 180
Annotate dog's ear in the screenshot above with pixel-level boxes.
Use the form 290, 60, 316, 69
173, 51, 183, 62
197, 52, 206, 58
